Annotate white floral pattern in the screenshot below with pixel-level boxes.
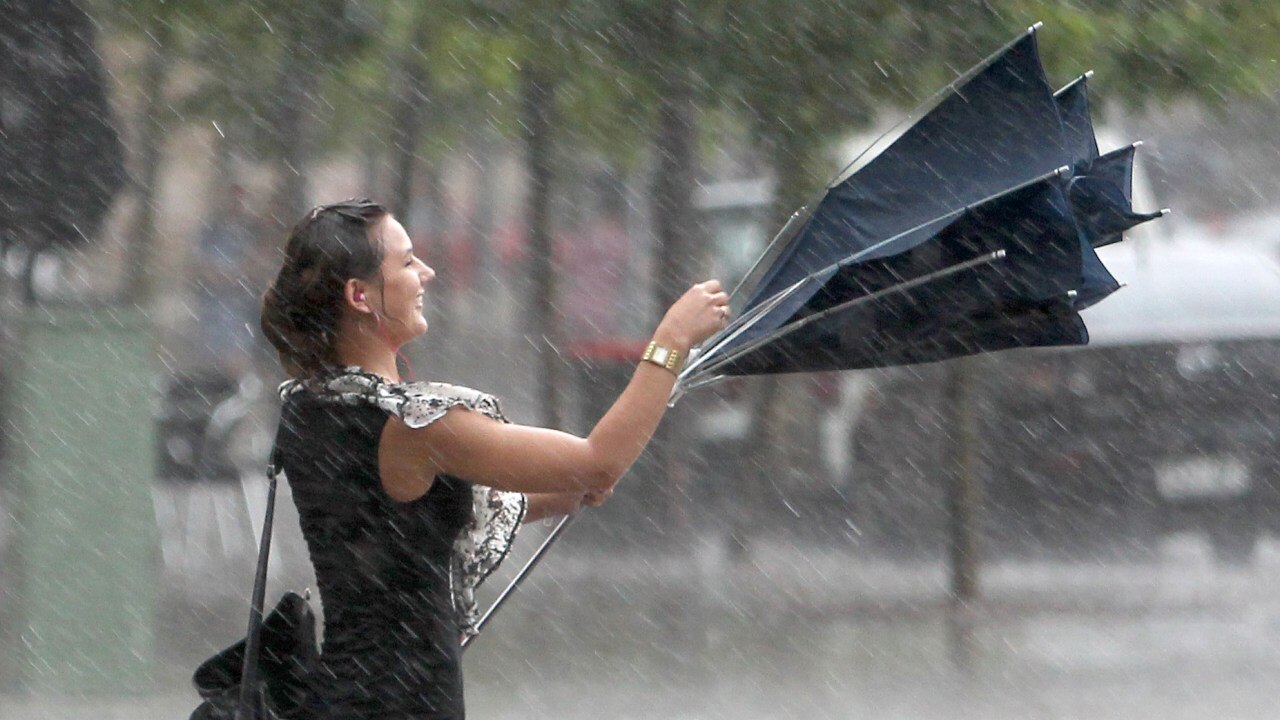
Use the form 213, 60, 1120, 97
280, 368, 526, 635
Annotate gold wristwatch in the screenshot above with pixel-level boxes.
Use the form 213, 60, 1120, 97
641, 340, 684, 376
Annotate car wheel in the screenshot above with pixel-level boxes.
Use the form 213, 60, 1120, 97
1209, 526, 1258, 566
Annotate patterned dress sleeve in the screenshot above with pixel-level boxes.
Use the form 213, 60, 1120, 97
392, 381, 528, 637
282, 371, 527, 636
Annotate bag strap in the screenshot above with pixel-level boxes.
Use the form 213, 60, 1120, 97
236, 437, 283, 719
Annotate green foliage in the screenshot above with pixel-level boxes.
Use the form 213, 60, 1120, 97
91, 1, 1280, 189
992, 0, 1280, 104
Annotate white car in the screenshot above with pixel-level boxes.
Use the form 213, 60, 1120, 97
843, 238, 1280, 562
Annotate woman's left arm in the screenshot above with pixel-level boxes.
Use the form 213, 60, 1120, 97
522, 489, 613, 524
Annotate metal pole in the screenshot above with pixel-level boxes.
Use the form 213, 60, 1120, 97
945, 356, 981, 672
462, 514, 578, 652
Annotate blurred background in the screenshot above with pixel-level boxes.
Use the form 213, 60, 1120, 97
2, 1, 1280, 718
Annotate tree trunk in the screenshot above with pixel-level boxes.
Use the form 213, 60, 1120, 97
120, 21, 169, 305
521, 62, 562, 428
648, 4, 702, 545
471, 125, 501, 300
387, 17, 432, 226
945, 356, 982, 671
269, 11, 328, 224
418, 162, 453, 353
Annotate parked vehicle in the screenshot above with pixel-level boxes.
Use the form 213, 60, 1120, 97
153, 370, 277, 586
156, 371, 267, 484
845, 240, 1280, 562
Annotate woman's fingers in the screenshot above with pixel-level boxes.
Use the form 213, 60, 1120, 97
655, 279, 734, 347
707, 289, 730, 324
690, 282, 731, 334
582, 488, 613, 507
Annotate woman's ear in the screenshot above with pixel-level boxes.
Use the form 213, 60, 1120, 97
344, 279, 373, 314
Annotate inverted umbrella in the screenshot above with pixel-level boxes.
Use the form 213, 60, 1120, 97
675, 23, 1167, 397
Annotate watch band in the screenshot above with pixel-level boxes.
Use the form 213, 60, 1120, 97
641, 340, 683, 375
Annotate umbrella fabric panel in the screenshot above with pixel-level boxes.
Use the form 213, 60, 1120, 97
744, 31, 1071, 308
1054, 74, 1100, 164
707, 179, 1085, 377
1072, 237, 1122, 311
869, 306, 1089, 368
1069, 145, 1163, 248
699, 207, 969, 371
812, 178, 1083, 314
703, 216, 955, 365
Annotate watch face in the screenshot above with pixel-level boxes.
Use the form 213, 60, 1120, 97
652, 346, 671, 365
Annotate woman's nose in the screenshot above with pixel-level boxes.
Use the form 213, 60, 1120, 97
420, 264, 436, 284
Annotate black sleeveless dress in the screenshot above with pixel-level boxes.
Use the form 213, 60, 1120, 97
277, 370, 526, 719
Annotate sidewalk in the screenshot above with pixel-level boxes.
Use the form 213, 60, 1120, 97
7, 534, 1280, 719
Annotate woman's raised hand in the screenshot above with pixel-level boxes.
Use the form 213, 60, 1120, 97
654, 280, 731, 351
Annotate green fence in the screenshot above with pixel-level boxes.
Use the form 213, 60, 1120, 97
9, 305, 158, 694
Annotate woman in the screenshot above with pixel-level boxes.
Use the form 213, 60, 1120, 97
260, 199, 729, 719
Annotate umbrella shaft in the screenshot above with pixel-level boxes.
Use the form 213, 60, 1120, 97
462, 514, 577, 652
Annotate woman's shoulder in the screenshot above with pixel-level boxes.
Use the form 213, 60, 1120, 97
278, 369, 506, 429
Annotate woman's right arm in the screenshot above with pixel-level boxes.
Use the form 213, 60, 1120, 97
377, 280, 729, 502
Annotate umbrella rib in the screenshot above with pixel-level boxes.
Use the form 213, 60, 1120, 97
669, 372, 730, 401
681, 373, 727, 392
728, 205, 814, 303
1053, 70, 1093, 97
685, 250, 1008, 380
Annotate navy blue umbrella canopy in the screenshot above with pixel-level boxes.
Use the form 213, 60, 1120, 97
678, 24, 1166, 393
1055, 72, 1100, 163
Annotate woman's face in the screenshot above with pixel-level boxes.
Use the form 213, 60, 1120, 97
370, 216, 435, 345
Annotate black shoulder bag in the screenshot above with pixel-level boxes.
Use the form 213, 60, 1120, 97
189, 446, 318, 720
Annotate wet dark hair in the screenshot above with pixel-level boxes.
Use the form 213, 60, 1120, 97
261, 199, 390, 378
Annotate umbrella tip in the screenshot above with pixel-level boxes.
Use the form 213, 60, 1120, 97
993, 249, 1008, 259
1029, 21, 1044, 32
1067, 290, 1079, 299
1160, 208, 1173, 216
667, 383, 687, 408
1132, 140, 1145, 148
1055, 165, 1071, 176
1084, 69, 1095, 79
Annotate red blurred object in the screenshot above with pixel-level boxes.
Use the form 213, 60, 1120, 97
567, 338, 648, 363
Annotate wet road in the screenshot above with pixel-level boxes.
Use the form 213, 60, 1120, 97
9, 530, 1276, 719
465, 535, 1280, 719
